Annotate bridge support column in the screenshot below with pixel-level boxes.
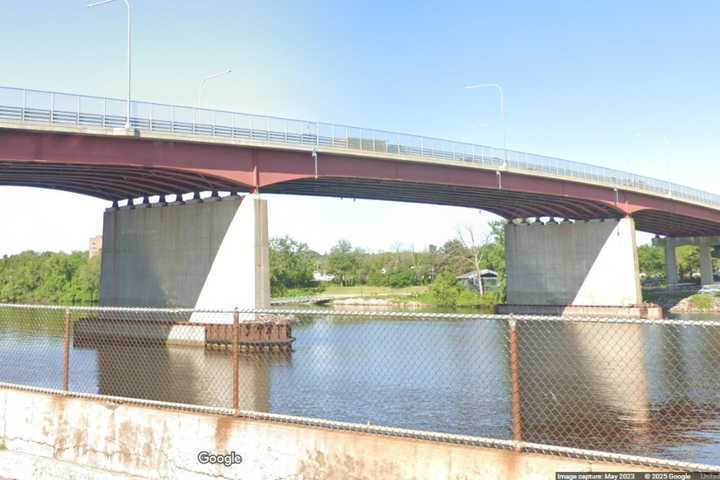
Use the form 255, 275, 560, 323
700, 240, 714, 286
665, 239, 679, 287
99, 195, 270, 317
504, 217, 642, 306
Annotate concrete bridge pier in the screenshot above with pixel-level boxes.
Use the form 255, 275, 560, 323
501, 217, 645, 315
654, 236, 719, 286
700, 240, 715, 285
664, 238, 679, 287
99, 194, 271, 321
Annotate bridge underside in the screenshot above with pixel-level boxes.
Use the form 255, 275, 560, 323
263, 177, 621, 220
2, 160, 720, 237
0, 161, 245, 199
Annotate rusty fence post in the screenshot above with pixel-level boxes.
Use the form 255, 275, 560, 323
508, 317, 522, 451
232, 309, 240, 413
62, 309, 71, 392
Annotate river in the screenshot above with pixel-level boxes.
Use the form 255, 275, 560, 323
0, 308, 718, 466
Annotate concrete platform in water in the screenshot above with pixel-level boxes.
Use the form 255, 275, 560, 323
73, 315, 294, 352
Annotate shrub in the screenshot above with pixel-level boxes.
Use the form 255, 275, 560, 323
428, 271, 462, 307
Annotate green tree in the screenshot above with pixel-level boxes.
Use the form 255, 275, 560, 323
427, 271, 462, 308
269, 236, 318, 295
325, 240, 363, 286
677, 245, 700, 281
0, 251, 100, 305
637, 244, 664, 279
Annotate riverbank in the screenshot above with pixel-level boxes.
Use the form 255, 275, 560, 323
670, 293, 720, 314
273, 285, 500, 309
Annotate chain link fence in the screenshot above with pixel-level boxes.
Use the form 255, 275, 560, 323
0, 304, 719, 470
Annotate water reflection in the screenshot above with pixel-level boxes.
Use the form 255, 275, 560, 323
515, 319, 720, 462
515, 322, 652, 450
81, 342, 287, 410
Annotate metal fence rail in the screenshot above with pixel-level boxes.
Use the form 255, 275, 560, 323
0, 303, 719, 470
2, 85, 720, 211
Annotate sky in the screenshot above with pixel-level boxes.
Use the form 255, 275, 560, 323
1, 1, 719, 255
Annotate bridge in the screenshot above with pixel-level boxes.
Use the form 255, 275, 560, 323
1, 86, 718, 314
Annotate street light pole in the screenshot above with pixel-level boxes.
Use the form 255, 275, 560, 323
197, 69, 233, 109
88, 0, 132, 130
465, 83, 507, 169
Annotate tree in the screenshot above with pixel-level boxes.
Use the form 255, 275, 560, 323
325, 240, 363, 286
428, 271, 462, 307
0, 251, 100, 305
269, 236, 318, 295
637, 244, 664, 279
677, 245, 700, 281
455, 220, 507, 296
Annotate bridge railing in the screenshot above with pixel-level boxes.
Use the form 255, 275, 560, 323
2, 85, 719, 210
0, 304, 719, 471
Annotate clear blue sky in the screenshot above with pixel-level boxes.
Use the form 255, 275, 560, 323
1, 1, 718, 254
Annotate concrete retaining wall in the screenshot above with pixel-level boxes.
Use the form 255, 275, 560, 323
99, 196, 270, 313
0, 387, 672, 479
505, 218, 642, 306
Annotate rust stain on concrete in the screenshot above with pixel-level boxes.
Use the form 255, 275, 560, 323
48, 395, 68, 460
118, 420, 134, 466
215, 415, 234, 452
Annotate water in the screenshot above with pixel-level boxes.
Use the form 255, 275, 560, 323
1, 310, 719, 466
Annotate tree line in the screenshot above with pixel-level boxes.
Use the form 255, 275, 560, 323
0, 251, 100, 305
271, 221, 507, 298
0, 226, 715, 306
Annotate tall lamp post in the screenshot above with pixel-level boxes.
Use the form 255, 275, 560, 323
465, 83, 507, 169
88, 0, 132, 129
197, 69, 233, 109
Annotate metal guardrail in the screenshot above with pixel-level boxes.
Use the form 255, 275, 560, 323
1, 303, 720, 469
2, 85, 720, 211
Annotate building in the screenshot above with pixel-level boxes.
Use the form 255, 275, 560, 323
313, 271, 335, 282
89, 235, 103, 259
456, 269, 499, 292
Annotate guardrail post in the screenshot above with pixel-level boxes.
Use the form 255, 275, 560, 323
508, 317, 522, 450
232, 308, 240, 413
63, 309, 71, 392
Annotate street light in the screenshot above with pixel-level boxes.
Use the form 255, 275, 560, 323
197, 69, 232, 109
87, 0, 132, 130
465, 83, 507, 169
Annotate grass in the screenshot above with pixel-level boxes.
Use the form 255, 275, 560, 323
688, 294, 717, 311
275, 284, 503, 310
321, 285, 428, 297
274, 287, 327, 298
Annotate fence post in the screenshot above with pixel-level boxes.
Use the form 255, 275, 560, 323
508, 317, 522, 450
232, 309, 240, 413
63, 309, 71, 392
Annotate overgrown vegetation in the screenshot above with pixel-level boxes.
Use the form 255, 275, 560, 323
687, 294, 717, 311
0, 251, 100, 305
